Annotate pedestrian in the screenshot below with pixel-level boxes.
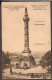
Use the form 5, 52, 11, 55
10, 63, 12, 75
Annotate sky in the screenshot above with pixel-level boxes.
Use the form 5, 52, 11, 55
2, 2, 51, 53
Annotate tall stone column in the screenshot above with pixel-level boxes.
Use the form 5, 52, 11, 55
22, 7, 31, 56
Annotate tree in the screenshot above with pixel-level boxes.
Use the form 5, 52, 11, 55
39, 50, 51, 73
2, 51, 10, 68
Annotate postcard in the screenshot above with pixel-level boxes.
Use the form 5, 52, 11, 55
2, 2, 51, 79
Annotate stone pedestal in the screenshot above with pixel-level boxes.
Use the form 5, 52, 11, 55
20, 55, 36, 69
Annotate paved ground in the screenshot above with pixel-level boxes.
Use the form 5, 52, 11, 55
2, 65, 51, 79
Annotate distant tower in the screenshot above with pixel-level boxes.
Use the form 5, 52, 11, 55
22, 7, 31, 56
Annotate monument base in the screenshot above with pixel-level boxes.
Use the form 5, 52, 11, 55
19, 54, 36, 69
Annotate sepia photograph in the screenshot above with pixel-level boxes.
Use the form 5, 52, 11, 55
2, 2, 51, 79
